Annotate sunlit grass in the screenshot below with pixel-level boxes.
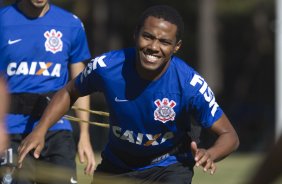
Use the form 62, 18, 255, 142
193, 153, 282, 184
193, 153, 261, 184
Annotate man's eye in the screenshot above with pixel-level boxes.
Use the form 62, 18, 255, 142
161, 41, 171, 45
143, 35, 152, 40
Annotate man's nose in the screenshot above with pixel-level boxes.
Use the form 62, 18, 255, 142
148, 40, 159, 51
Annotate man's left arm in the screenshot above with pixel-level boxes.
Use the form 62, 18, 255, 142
191, 113, 239, 174
70, 62, 96, 175
206, 114, 239, 161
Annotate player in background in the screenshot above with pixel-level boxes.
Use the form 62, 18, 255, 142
0, 76, 10, 184
18, 5, 239, 184
0, 32, 10, 183
0, 0, 95, 183
247, 134, 282, 184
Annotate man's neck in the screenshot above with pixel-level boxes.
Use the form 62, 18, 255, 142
136, 61, 169, 81
17, 1, 50, 18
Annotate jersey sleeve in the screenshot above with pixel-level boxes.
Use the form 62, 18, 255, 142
69, 21, 91, 63
185, 70, 223, 128
75, 53, 110, 96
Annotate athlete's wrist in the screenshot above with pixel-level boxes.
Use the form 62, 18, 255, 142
33, 123, 49, 135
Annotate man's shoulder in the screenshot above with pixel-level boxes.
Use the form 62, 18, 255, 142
0, 4, 20, 27
49, 4, 84, 27
171, 56, 195, 74
107, 47, 135, 59
0, 4, 15, 17
88, 48, 134, 76
99, 48, 134, 62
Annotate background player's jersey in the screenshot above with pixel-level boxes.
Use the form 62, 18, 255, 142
0, 4, 91, 133
76, 48, 223, 170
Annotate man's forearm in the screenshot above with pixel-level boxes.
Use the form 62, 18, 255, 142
35, 86, 75, 134
207, 131, 239, 162
74, 95, 90, 137
0, 78, 9, 122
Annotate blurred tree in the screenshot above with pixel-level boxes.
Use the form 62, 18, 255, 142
217, 0, 275, 151
198, 0, 223, 94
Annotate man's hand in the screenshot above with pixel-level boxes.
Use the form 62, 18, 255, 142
78, 136, 96, 175
17, 131, 45, 168
191, 141, 216, 174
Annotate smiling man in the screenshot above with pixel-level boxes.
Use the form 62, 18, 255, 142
17, 5, 239, 184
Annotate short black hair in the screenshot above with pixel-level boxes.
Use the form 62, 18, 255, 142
135, 5, 184, 42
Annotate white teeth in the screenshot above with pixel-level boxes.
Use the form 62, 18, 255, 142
145, 54, 159, 62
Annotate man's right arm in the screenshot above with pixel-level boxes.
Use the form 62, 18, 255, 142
0, 77, 9, 154
17, 79, 81, 166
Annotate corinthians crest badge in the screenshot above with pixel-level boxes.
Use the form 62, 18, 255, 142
154, 98, 176, 123
44, 29, 63, 54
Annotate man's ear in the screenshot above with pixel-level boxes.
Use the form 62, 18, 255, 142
173, 40, 182, 54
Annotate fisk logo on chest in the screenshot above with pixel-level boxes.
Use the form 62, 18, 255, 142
190, 74, 219, 117
7, 61, 61, 77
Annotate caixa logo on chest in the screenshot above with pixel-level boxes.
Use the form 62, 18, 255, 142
154, 98, 176, 123
7, 61, 61, 77
112, 126, 174, 146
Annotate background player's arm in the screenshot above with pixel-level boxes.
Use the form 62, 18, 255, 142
18, 79, 81, 166
70, 62, 96, 175
0, 77, 9, 154
247, 135, 282, 184
191, 113, 239, 174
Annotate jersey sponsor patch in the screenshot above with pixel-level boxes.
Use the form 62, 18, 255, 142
190, 74, 219, 116
154, 98, 176, 123
81, 55, 106, 82
112, 125, 174, 146
7, 61, 61, 77
44, 29, 63, 54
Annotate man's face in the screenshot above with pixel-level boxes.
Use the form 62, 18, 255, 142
28, 0, 48, 8
136, 16, 181, 73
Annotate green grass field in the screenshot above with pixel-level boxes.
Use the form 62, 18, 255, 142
193, 153, 260, 184
76, 153, 282, 184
